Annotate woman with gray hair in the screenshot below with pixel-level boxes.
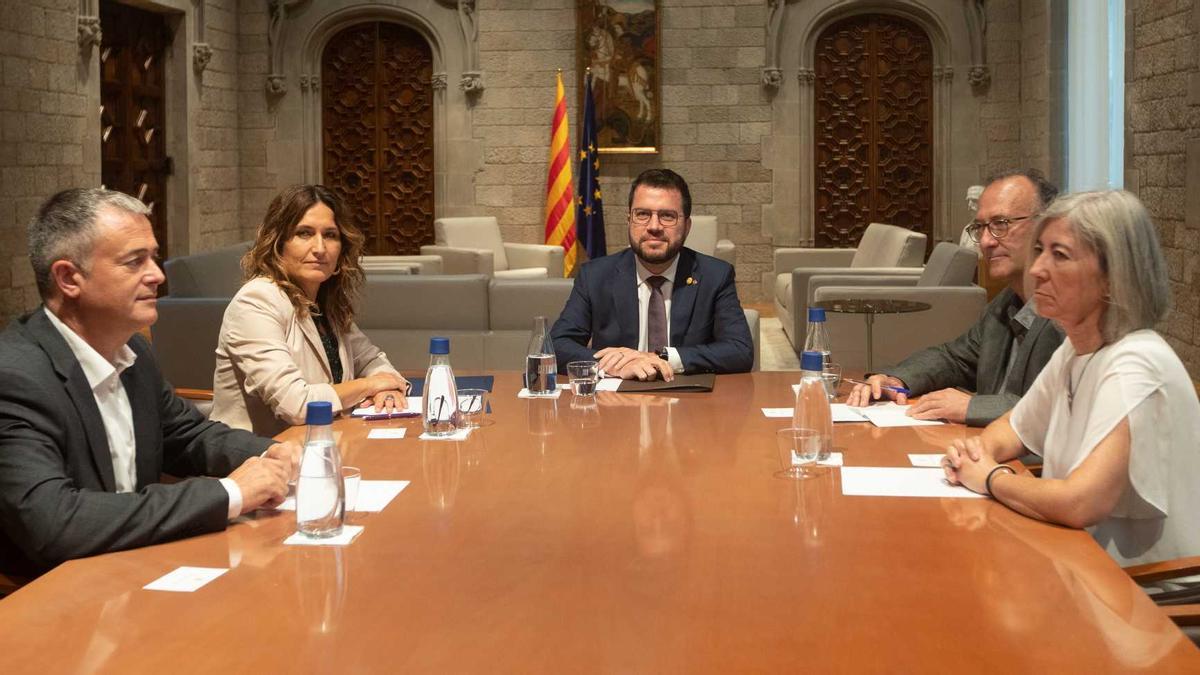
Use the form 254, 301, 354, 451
943, 190, 1200, 567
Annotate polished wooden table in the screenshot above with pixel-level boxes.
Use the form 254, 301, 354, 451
0, 372, 1196, 672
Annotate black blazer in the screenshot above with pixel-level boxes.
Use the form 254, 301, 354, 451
550, 247, 753, 374
0, 308, 273, 576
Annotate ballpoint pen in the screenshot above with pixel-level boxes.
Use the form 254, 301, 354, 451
844, 377, 911, 395
361, 411, 420, 421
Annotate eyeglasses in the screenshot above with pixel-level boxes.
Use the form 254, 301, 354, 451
629, 208, 682, 228
965, 215, 1036, 242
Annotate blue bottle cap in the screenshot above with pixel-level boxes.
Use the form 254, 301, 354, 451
305, 401, 334, 425
800, 351, 824, 372
429, 337, 450, 354
807, 307, 826, 322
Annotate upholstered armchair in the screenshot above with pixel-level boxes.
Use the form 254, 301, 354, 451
809, 242, 986, 370
771, 223, 928, 348
420, 217, 564, 278
687, 215, 736, 266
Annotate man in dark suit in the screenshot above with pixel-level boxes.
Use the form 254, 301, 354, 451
551, 169, 753, 380
0, 188, 298, 578
847, 169, 1065, 426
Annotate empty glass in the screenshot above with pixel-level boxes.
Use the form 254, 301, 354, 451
776, 427, 820, 479
342, 466, 361, 512
457, 388, 488, 428
822, 363, 843, 401
567, 360, 599, 396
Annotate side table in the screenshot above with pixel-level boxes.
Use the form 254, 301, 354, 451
812, 299, 932, 372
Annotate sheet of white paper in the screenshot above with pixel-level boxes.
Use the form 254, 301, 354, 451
352, 399, 421, 417
762, 405, 866, 423
840, 467, 984, 499
831, 404, 869, 423
284, 524, 364, 547
419, 427, 473, 441
274, 480, 409, 512
908, 453, 946, 468
517, 388, 562, 399
596, 378, 623, 392
367, 428, 407, 440
354, 480, 410, 512
858, 403, 945, 428
143, 566, 228, 592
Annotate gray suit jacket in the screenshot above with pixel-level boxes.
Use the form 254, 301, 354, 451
0, 308, 273, 577
887, 288, 1064, 427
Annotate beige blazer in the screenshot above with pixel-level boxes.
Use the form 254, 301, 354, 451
210, 277, 399, 436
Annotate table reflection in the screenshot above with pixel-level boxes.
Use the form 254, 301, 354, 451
422, 441, 462, 511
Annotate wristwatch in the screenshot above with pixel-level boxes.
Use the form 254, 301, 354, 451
656, 347, 669, 362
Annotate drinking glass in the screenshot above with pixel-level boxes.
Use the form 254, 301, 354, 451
776, 427, 820, 479
567, 360, 599, 397
457, 389, 488, 428
342, 466, 361, 512
822, 363, 843, 401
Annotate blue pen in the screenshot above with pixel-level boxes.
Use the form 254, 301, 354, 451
845, 377, 911, 396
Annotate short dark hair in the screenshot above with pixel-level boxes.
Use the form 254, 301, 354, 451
984, 168, 1059, 211
27, 188, 150, 299
628, 169, 692, 218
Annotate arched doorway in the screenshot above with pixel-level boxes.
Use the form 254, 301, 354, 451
812, 14, 933, 251
321, 22, 434, 255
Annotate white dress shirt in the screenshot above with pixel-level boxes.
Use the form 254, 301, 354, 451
634, 256, 685, 373
45, 310, 242, 517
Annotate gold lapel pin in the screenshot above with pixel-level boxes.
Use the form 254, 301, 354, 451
686, 277, 697, 285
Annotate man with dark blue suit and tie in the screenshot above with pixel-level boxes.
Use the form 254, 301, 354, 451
551, 169, 753, 381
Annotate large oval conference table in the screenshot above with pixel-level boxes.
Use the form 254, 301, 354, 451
0, 372, 1197, 672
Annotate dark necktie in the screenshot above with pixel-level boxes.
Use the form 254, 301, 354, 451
646, 275, 667, 354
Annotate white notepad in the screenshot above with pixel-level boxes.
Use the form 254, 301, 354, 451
840, 467, 983, 499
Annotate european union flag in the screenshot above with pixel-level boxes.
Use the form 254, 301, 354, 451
576, 72, 606, 263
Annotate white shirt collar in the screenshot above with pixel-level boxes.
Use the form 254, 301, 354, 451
634, 255, 680, 287
44, 308, 138, 390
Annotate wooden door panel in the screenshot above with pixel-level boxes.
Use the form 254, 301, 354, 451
322, 22, 434, 255
813, 14, 932, 252
100, 1, 170, 257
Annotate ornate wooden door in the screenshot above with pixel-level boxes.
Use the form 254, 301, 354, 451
99, 1, 171, 257
322, 23, 434, 255
813, 14, 933, 251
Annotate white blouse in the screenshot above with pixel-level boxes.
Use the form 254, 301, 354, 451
1011, 330, 1200, 566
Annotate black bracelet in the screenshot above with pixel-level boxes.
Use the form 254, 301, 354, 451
985, 464, 1016, 498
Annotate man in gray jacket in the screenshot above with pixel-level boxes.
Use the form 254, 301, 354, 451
846, 169, 1065, 426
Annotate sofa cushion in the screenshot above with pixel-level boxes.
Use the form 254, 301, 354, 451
164, 242, 251, 297
488, 279, 574, 330
494, 267, 548, 280
435, 217, 509, 271
358, 274, 490, 331
774, 273, 791, 306
851, 224, 926, 268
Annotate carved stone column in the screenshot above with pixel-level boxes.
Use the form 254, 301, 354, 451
932, 66, 955, 240
797, 67, 816, 245
193, 0, 212, 74
77, 0, 101, 54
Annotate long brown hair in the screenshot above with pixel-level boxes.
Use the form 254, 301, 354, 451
242, 185, 365, 332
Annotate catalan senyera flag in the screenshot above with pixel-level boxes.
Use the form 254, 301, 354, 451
576, 72, 606, 263
544, 71, 578, 276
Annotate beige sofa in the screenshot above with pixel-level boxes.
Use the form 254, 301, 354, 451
153, 273, 762, 390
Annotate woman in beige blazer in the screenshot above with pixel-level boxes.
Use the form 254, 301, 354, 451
211, 185, 408, 436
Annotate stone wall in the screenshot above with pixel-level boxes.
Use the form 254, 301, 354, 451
471, 0, 772, 303
979, 0, 1024, 175
193, 0, 246, 249
1127, 0, 1200, 377
0, 0, 96, 320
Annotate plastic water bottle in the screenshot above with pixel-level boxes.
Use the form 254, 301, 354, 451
793, 351, 834, 463
804, 307, 832, 368
423, 337, 459, 436
297, 401, 345, 538
525, 316, 557, 396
